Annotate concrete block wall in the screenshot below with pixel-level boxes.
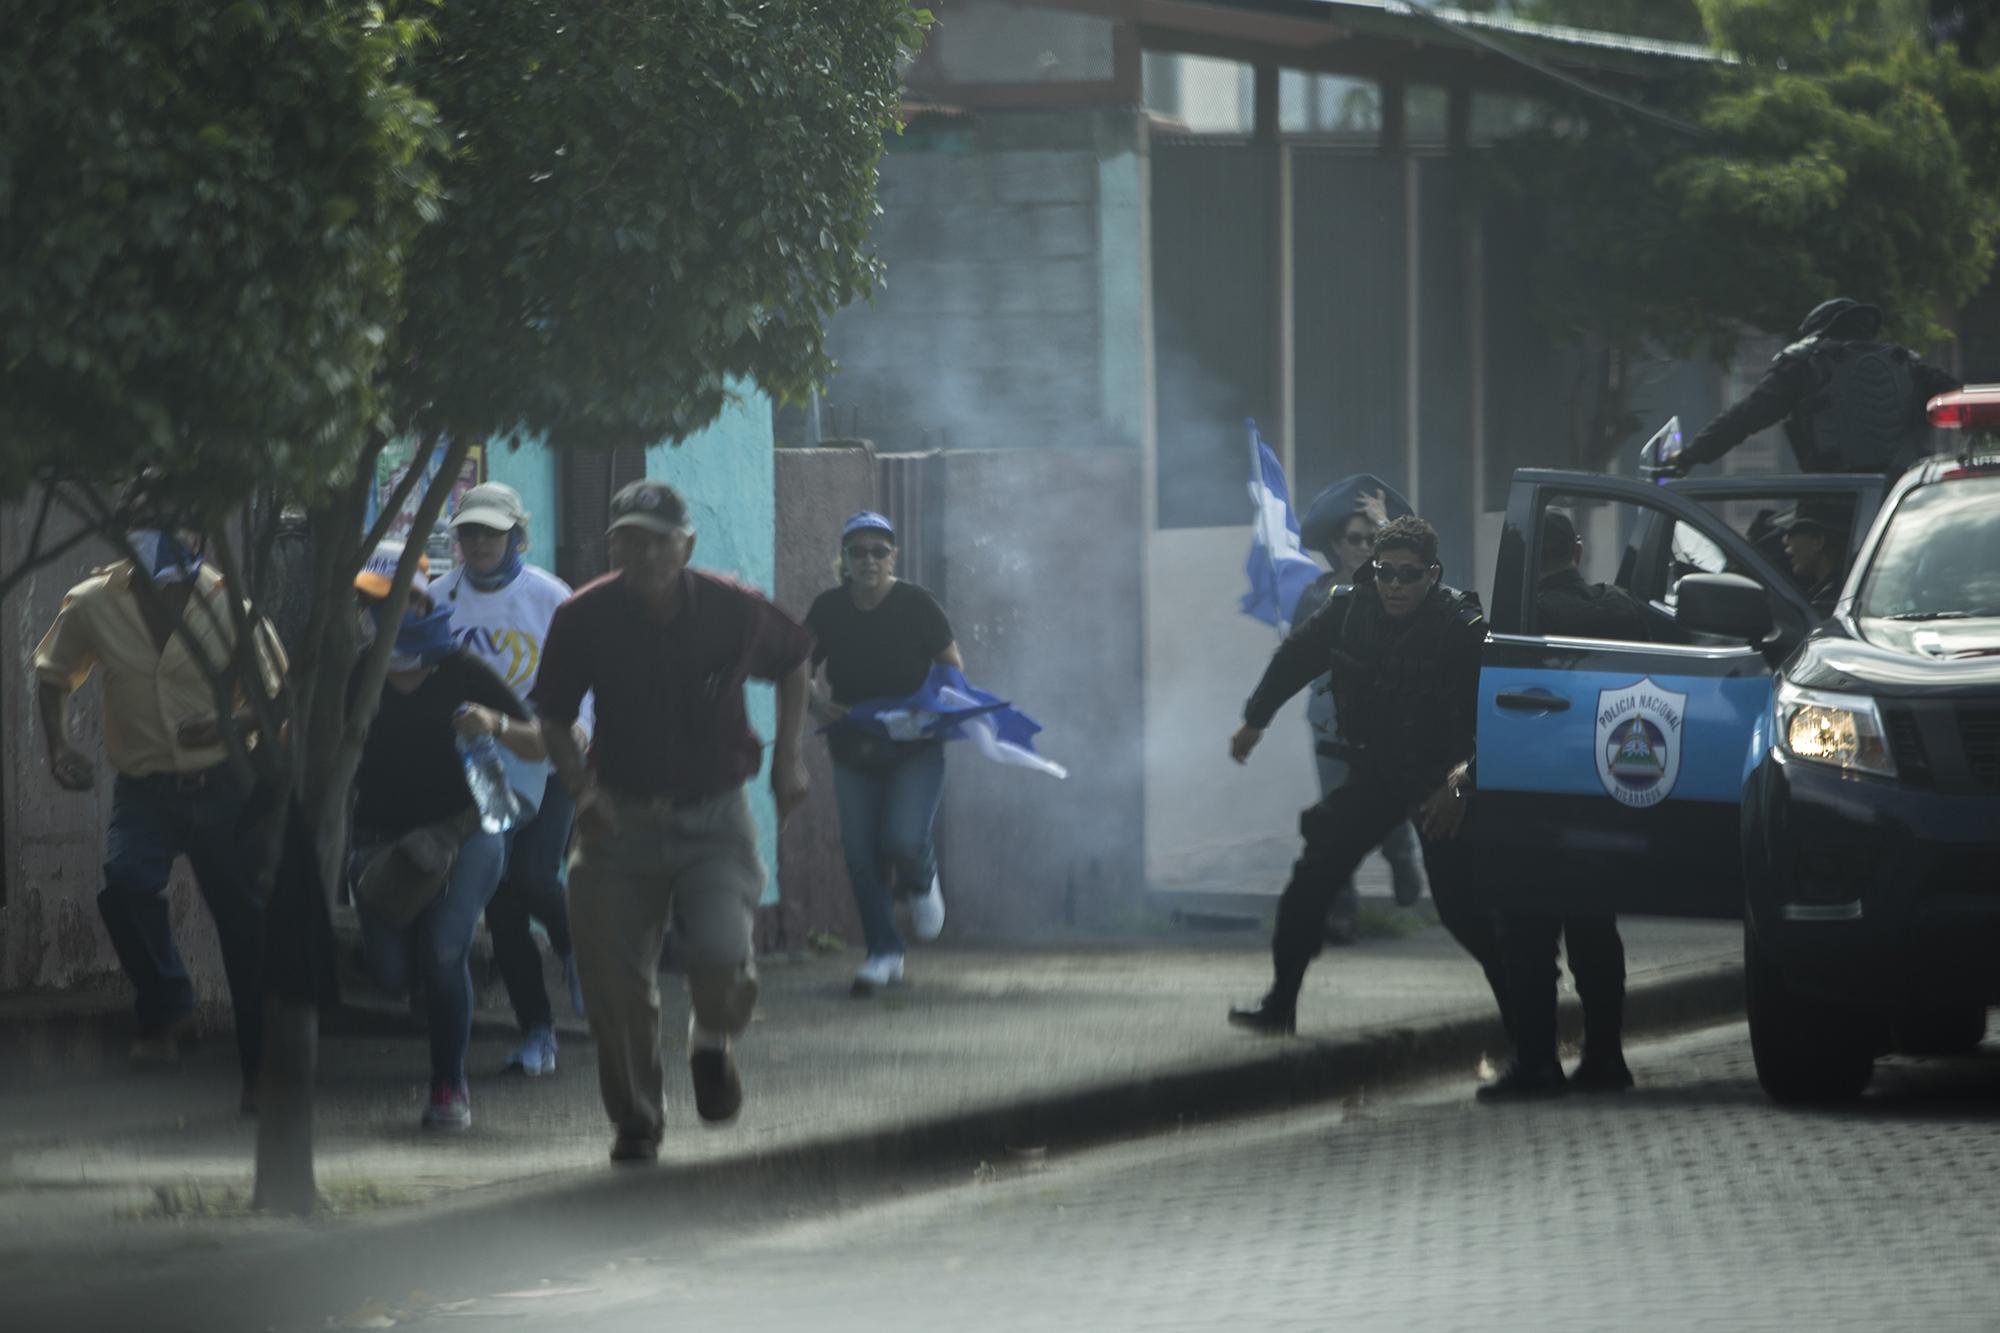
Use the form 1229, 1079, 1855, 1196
818, 110, 1147, 456
770, 446, 880, 951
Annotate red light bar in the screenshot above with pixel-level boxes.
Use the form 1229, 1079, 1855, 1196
1928, 384, 2000, 429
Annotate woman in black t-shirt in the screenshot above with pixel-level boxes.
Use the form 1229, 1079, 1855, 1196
804, 512, 961, 996
347, 543, 544, 1131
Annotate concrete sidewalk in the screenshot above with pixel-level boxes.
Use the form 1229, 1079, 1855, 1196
0, 913, 1742, 1277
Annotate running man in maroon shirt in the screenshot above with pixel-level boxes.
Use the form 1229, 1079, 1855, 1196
534, 479, 812, 1163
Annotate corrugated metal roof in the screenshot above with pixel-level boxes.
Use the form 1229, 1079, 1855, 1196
1320, 1, 1729, 65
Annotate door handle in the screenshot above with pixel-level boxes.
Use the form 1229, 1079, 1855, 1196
1495, 690, 1570, 713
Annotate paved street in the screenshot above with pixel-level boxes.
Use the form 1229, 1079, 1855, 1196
327, 1022, 2000, 1333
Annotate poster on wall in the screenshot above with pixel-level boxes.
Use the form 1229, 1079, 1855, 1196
364, 442, 486, 579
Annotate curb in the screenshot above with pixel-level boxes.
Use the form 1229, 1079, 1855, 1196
720, 961, 1748, 1173
361, 959, 1748, 1223
11, 960, 1746, 1332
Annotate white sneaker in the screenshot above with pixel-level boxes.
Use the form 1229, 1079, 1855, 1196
909, 873, 946, 942
851, 953, 906, 996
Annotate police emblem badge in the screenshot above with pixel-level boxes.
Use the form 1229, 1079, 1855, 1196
1594, 677, 1686, 808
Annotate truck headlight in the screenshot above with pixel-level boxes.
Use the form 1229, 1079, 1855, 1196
1775, 681, 1896, 778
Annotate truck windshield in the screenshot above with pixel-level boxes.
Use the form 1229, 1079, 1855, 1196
1856, 475, 2000, 621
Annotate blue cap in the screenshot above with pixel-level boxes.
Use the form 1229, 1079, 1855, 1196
841, 511, 895, 543
1299, 474, 1414, 555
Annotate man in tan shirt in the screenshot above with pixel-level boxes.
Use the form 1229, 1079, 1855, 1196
34, 527, 285, 1100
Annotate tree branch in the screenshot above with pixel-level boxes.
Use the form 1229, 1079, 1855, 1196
355, 430, 442, 560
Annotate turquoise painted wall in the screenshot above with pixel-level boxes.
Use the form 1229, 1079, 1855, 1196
645, 387, 781, 903
484, 429, 559, 562
474, 393, 780, 903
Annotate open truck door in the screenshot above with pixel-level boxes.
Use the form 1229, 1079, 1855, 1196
1465, 468, 1882, 919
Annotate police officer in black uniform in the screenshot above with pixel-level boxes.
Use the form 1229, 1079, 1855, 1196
1227, 517, 1507, 1038
1776, 502, 1850, 616
1676, 298, 1960, 477
1481, 512, 1657, 1101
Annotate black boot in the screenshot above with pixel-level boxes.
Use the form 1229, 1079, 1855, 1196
1227, 992, 1297, 1036
1570, 1046, 1635, 1093
1475, 1059, 1568, 1103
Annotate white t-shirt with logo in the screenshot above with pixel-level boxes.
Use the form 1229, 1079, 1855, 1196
431, 562, 591, 808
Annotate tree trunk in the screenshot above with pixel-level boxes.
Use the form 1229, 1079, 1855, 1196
248, 434, 473, 1214
250, 998, 318, 1214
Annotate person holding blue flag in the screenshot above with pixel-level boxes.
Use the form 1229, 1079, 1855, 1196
1294, 475, 1429, 940
806, 512, 963, 997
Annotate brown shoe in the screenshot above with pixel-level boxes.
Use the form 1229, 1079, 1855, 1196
609, 1129, 661, 1164
689, 1048, 742, 1125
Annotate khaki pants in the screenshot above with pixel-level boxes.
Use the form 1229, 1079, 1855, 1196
568, 787, 763, 1140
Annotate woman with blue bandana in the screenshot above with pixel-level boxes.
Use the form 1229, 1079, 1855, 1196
430, 482, 589, 1078
349, 541, 544, 1130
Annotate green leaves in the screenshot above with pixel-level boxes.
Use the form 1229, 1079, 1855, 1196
0, 0, 923, 512
0, 1, 443, 512
1483, 0, 2000, 371
386, 0, 925, 443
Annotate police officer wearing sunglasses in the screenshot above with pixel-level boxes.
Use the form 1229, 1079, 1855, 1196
1226, 516, 1509, 1042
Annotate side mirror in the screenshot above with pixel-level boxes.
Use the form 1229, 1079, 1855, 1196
1677, 573, 1773, 643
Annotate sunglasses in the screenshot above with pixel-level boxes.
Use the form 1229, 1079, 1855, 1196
1372, 561, 1435, 585
845, 544, 895, 561
1340, 531, 1375, 547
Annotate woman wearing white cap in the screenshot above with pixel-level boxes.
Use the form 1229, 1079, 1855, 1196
429, 482, 587, 1078
805, 512, 962, 995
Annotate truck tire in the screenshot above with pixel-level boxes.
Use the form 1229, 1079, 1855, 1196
1894, 1006, 1988, 1056
1746, 921, 1874, 1103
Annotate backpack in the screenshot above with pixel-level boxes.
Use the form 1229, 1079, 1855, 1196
1782, 338, 1924, 474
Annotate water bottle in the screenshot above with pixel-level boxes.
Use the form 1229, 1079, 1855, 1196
455, 710, 523, 834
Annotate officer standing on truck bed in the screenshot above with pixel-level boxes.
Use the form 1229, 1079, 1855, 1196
1675, 298, 1960, 478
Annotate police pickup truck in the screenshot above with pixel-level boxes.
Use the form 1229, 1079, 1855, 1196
1469, 392, 2000, 1102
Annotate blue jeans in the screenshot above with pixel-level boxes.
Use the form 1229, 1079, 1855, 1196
100, 768, 265, 1076
832, 743, 946, 958
487, 779, 576, 1031
354, 828, 508, 1087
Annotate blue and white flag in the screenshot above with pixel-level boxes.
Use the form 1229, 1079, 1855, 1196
1240, 420, 1323, 630
827, 665, 1069, 780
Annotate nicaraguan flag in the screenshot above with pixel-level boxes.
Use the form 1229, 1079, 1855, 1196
1240, 420, 1323, 629
827, 665, 1069, 780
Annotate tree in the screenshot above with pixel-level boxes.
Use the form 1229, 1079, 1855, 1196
2, 0, 931, 1215
1473, 0, 2000, 468
0, 0, 440, 560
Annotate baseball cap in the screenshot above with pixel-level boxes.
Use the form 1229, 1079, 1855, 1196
606, 479, 690, 538
1777, 500, 1851, 537
450, 482, 528, 532
841, 511, 896, 544
355, 541, 430, 600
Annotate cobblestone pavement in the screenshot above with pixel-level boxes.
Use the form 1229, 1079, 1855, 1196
378, 1023, 2000, 1333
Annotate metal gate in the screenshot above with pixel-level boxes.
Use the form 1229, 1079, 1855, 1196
555, 446, 649, 586
876, 450, 947, 603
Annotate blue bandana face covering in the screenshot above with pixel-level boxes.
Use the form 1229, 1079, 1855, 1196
127, 529, 204, 585
372, 601, 458, 670
464, 529, 525, 593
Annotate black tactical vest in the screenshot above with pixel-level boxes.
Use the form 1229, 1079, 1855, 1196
1781, 337, 1925, 475
1329, 585, 1480, 796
